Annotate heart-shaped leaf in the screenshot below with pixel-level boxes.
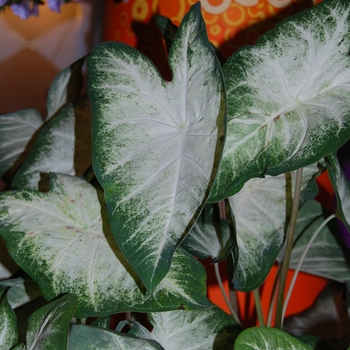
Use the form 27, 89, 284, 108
12, 95, 92, 191
88, 3, 225, 293
288, 200, 350, 282
46, 57, 85, 121
0, 287, 18, 350
228, 163, 322, 291
24, 294, 77, 350
68, 325, 162, 350
180, 203, 233, 262
0, 109, 43, 179
0, 174, 210, 318
326, 152, 350, 232
147, 306, 241, 350
210, 0, 350, 201
234, 327, 312, 350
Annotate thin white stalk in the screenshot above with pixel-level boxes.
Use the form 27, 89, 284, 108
281, 214, 336, 326
214, 262, 242, 325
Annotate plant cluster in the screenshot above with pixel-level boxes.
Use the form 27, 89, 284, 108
0, 0, 350, 349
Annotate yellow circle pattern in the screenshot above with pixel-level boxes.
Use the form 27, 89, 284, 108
132, 0, 149, 21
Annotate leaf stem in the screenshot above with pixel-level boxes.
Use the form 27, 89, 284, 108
281, 213, 336, 327
275, 167, 303, 329
253, 288, 265, 327
214, 262, 241, 325
267, 263, 281, 327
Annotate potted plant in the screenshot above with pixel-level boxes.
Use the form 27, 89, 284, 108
0, 0, 349, 348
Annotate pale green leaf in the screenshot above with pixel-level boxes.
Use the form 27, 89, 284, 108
0, 109, 43, 179
25, 294, 77, 350
326, 152, 350, 232
46, 57, 85, 121
149, 306, 241, 350
228, 163, 321, 291
0, 174, 210, 318
180, 203, 233, 262
288, 200, 350, 282
0, 287, 18, 350
0, 278, 42, 309
68, 325, 161, 350
88, 3, 225, 293
234, 327, 312, 350
210, 0, 350, 201
12, 95, 92, 191
0, 236, 19, 280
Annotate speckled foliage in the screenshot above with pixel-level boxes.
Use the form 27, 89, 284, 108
228, 163, 322, 291
0, 174, 209, 318
0, 287, 18, 349
210, 0, 350, 202
88, 3, 226, 293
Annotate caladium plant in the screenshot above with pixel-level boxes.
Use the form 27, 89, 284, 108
0, 0, 350, 348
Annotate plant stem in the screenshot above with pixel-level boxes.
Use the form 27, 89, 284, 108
281, 214, 336, 327
214, 262, 241, 325
267, 263, 281, 327
275, 168, 303, 329
253, 288, 265, 327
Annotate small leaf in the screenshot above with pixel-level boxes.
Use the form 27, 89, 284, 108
210, 0, 350, 201
0, 278, 42, 309
88, 3, 225, 293
180, 203, 233, 262
288, 200, 350, 282
68, 325, 162, 350
46, 57, 85, 121
228, 163, 321, 291
25, 294, 77, 350
234, 327, 312, 350
12, 95, 92, 191
149, 306, 241, 350
90, 316, 111, 329
0, 109, 43, 179
0, 174, 210, 318
0, 286, 18, 350
326, 152, 350, 232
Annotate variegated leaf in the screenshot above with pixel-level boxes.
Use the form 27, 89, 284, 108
0, 109, 43, 179
88, 3, 225, 293
46, 56, 85, 121
0, 287, 18, 350
12, 95, 92, 191
228, 163, 322, 291
0, 174, 209, 318
210, 0, 350, 201
25, 294, 77, 349
234, 327, 312, 350
288, 200, 350, 282
148, 306, 241, 350
180, 203, 233, 262
326, 152, 350, 232
68, 325, 162, 350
